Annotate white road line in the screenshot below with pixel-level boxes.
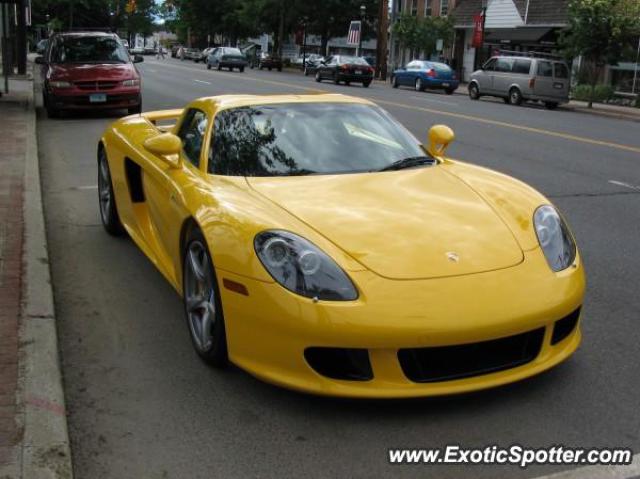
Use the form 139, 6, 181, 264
533, 453, 640, 479
75, 185, 98, 190
410, 95, 459, 107
146, 69, 157, 73
194, 79, 212, 85
609, 180, 640, 191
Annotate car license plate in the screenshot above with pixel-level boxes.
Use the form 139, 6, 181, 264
354, 70, 362, 75
89, 93, 107, 103
442, 82, 449, 87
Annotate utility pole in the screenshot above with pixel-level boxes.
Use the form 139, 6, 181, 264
376, 0, 389, 80
357, 5, 365, 57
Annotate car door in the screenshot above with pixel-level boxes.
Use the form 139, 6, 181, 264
533, 60, 555, 99
142, 108, 209, 282
403, 61, 419, 86
491, 57, 515, 96
476, 58, 496, 94
551, 62, 570, 101
321, 56, 335, 79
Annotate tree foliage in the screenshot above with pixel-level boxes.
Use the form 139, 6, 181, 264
560, 0, 640, 106
392, 13, 455, 61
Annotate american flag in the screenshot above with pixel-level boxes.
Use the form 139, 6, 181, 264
347, 21, 361, 46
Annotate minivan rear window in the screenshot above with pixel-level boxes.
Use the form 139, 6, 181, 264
512, 59, 532, 74
554, 63, 569, 79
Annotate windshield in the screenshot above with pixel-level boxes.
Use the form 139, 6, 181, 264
208, 103, 427, 177
51, 36, 128, 64
224, 48, 242, 55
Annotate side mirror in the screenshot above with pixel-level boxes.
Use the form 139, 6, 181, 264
143, 133, 182, 168
133, 55, 144, 63
34, 56, 46, 65
426, 125, 455, 157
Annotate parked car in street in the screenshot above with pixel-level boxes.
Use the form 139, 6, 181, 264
392, 60, 458, 94
468, 52, 570, 109
206, 47, 248, 71
257, 52, 282, 71
314, 55, 374, 87
36, 39, 48, 54
129, 46, 144, 55
171, 45, 182, 58
183, 48, 202, 61
196, 47, 215, 63
35, 31, 143, 118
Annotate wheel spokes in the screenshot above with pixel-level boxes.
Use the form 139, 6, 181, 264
188, 246, 207, 283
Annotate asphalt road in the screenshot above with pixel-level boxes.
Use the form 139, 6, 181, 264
37, 57, 640, 479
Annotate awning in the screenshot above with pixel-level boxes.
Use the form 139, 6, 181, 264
484, 27, 555, 44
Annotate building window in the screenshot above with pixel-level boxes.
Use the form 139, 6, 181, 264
440, 0, 449, 16
411, 0, 418, 15
425, 0, 432, 16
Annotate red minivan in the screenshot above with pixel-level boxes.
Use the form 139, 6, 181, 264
36, 32, 143, 118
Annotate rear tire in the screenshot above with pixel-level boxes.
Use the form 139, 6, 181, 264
315, 71, 321, 82
444, 88, 454, 95
97, 147, 124, 236
304, 67, 309, 76
345, 81, 351, 86
362, 81, 371, 88
508, 87, 523, 106
240, 66, 245, 73
333, 73, 339, 85
392, 75, 399, 88
44, 92, 60, 118
183, 227, 228, 367
207, 63, 211, 70
277, 66, 282, 72
217, 63, 222, 71
415, 78, 424, 92
544, 101, 559, 110
468, 83, 480, 100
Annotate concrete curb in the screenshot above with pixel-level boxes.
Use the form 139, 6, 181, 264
18, 72, 74, 478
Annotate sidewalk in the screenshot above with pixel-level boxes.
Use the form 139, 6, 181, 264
0, 74, 73, 478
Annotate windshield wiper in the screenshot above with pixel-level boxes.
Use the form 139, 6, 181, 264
377, 156, 436, 172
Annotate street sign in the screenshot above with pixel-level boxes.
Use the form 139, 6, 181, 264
436, 38, 443, 51
472, 13, 484, 48
347, 21, 361, 46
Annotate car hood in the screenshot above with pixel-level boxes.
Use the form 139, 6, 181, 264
247, 167, 524, 280
48, 63, 137, 81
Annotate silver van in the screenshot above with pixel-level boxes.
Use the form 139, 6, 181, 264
468, 53, 570, 109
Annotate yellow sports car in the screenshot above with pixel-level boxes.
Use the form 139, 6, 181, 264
98, 94, 585, 398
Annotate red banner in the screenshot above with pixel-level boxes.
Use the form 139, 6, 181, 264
472, 13, 484, 48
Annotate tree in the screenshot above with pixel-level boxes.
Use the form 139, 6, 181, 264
561, 0, 640, 107
393, 13, 455, 63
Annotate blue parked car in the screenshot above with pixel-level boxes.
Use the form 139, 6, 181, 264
391, 60, 459, 94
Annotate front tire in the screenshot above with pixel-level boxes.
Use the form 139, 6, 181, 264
315, 71, 322, 82
183, 228, 228, 366
207, 63, 211, 70
392, 75, 399, 88
217, 63, 222, 71
128, 102, 142, 115
98, 148, 124, 236
544, 101, 559, 110
362, 81, 371, 88
444, 88, 454, 95
240, 66, 245, 73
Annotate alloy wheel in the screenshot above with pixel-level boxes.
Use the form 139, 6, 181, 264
184, 240, 216, 352
98, 153, 112, 225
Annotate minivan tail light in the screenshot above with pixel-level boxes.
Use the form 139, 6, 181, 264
529, 78, 536, 89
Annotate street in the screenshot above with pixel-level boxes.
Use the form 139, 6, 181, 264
37, 57, 640, 479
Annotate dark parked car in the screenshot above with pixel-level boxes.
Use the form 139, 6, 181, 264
206, 47, 248, 71
35, 31, 143, 118
314, 55, 374, 87
257, 52, 282, 71
392, 60, 459, 94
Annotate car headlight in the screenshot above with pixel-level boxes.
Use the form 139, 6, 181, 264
534, 205, 576, 272
122, 79, 140, 87
254, 230, 358, 301
49, 80, 72, 88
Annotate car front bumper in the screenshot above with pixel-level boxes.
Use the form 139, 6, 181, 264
47, 87, 141, 110
215, 247, 585, 398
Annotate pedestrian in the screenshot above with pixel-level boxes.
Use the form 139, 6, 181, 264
180, 46, 185, 61
156, 43, 165, 60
